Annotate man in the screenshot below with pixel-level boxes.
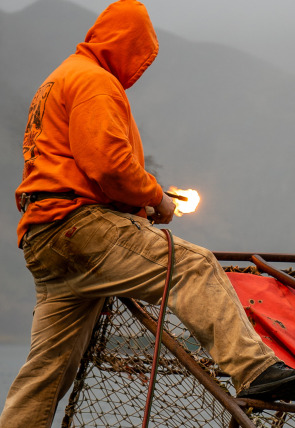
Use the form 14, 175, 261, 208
1, 1, 295, 427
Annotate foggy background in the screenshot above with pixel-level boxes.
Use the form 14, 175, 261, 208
1, 0, 295, 342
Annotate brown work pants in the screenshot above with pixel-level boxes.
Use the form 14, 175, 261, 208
0, 205, 278, 428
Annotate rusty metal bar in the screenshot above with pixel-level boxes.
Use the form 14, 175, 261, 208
235, 397, 295, 413
213, 252, 295, 263
251, 255, 295, 290
120, 297, 256, 428
229, 416, 240, 428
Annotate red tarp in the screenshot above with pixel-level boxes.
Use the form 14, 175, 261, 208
226, 272, 295, 368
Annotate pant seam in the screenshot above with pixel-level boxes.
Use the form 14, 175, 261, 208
41, 330, 83, 427
207, 253, 268, 351
237, 355, 280, 394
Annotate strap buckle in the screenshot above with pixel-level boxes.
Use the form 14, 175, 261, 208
20, 193, 31, 213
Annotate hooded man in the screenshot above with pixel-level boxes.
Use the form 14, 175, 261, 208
1, 1, 295, 427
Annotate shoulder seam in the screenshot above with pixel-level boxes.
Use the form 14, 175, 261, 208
71, 93, 125, 112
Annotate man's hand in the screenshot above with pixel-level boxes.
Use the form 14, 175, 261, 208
151, 193, 176, 224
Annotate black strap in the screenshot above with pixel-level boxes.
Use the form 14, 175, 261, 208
29, 191, 80, 202
20, 191, 82, 213
21, 192, 141, 215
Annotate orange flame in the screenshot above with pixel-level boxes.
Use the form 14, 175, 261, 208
168, 186, 201, 217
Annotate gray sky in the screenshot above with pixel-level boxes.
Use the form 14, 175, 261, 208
2, 0, 295, 74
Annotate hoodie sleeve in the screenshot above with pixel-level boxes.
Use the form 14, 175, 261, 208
69, 93, 163, 208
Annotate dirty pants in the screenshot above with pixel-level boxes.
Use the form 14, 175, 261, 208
0, 205, 278, 428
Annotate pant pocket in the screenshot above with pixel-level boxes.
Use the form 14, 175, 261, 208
50, 211, 118, 270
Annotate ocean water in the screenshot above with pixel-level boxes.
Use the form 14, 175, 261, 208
0, 343, 70, 427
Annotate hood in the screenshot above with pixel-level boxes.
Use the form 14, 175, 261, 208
75, 0, 159, 89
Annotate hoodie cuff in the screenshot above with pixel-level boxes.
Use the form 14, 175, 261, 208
149, 184, 163, 207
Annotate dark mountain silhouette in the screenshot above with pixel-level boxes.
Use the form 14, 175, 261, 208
1, 0, 295, 341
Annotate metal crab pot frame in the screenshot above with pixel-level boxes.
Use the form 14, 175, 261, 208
62, 253, 295, 428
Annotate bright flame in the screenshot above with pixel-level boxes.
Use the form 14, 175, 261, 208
169, 186, 201, 217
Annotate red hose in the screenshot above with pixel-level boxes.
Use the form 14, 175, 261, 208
142, 229, 175, 428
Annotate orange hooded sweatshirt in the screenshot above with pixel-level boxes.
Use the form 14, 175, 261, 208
15, 0, 163, 247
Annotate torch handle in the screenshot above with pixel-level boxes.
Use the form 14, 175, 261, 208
165, 191, 188, 202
